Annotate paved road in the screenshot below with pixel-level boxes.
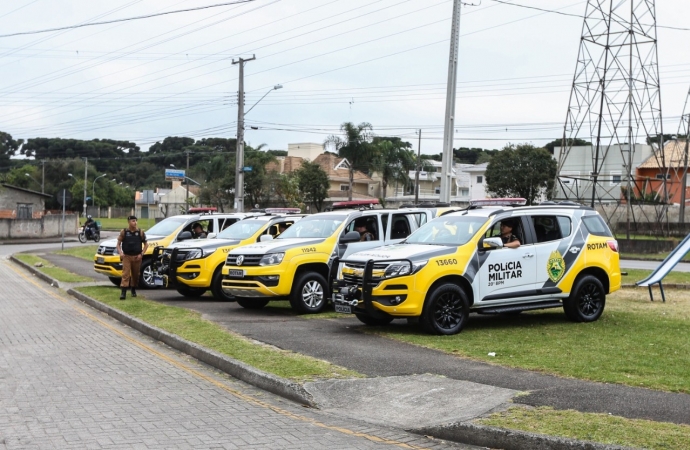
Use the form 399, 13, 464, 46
1, 257, 475, 449
34, 250, 690, 427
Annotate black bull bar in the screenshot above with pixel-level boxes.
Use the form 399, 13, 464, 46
329, 257, 414, 317
152, 246, 205, 287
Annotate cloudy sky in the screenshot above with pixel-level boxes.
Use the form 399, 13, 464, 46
1, 0, 689, 157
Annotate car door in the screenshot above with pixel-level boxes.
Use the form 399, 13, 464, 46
531, 214, 572, 290
476, 216, 537, 303
339, 214, 384, 259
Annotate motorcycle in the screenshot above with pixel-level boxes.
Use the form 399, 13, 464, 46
78, 223, 101, 243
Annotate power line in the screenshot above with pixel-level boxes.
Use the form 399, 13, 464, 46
0, 0, 258, 38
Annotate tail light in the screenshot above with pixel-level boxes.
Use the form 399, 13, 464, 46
607, 240, 618, 252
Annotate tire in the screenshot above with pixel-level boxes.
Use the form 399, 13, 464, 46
93, 232, 100, 243
563, 275, 606, 323
211, 267, 234, 301
78, 232, 87, 243
108, 277, 121, 286
355, 313, 394, 326
420, 283, 470, 335
289, 272, 329, 314
176, 286, 206, 298
236, 297, 270, 309
139, 260, 158, 289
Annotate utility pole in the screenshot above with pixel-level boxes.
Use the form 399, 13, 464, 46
680, 114, 690, 223
415, 129, 422, 205
439, 0, 462, 204
41, 160, 45, 194
233, 55, 256, 213
185, 150, 190, 211
83, 157, 88, 217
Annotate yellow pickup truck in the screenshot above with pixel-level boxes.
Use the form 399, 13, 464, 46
157, 213, 304, 300
222, 208, 434, 313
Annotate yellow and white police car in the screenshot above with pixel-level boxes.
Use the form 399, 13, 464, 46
331, 199, 622, 335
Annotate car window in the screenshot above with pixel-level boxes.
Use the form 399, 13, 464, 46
145, 217, 187, 235
217, 219, 265, 240
344, 216, 380, 241
406, 216, 486, 246
278, 216, 345, 239
557, 216, 572, 237
486, 218, 525, 245
532, 215, 563, 243
391, 214, 413, 240
582, 215, 612, 237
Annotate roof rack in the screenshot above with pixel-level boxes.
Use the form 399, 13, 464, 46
469, 198, 527, 208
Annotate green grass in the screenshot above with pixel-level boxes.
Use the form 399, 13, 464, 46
85, 217, 157, 231
623, 268, 690, 284
56, 245, 99, 261
374, 289, 690, 393
478, 407, 690, 450
76, 286, 360, 382
14, 254, 93, 283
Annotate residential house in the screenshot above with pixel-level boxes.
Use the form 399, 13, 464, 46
553, 143, 654, 202
0, 184, 74, 239
0, 184, 52, 218
635, 139, 690, 204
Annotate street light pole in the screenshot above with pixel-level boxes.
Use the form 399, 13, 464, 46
83, 158, 88, 218
92, 173, 107, 213
24, 173, 41, 190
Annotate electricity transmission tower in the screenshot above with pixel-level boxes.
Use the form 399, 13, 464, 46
557, 0, 665, 232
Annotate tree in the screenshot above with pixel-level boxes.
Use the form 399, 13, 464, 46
0, 131, 23, 163
243, 144, 276, 209
325, 122, 374, 201
372, 137, 416, 200
295, 160, 329, 212
485, 144, 557, 205
543, 138, 591, 155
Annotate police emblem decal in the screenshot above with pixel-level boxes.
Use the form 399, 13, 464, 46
547, 250, 566, 283
237, 255, 244, 266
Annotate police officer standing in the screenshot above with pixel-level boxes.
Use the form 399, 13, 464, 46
116, 215, 148, 300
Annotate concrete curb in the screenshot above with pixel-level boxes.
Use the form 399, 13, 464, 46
8, 255, 315, 408
66, 289, 316, 408
9, 254, 643, 450
9, 254, 63, 288
415, 422, 635, 450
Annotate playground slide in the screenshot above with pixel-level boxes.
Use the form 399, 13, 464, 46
636, 232, 690, 301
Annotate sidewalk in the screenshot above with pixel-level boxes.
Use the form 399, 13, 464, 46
12, 254, 673, 449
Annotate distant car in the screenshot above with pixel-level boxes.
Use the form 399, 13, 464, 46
332, 199, 622, 335
94, 212, 255, 288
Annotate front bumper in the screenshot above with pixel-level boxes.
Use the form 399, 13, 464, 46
330, 258, 423, 318
93, 254, 123, 277
221, 264, 288, 299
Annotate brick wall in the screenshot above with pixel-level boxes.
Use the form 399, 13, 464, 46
0, 214, 78, 239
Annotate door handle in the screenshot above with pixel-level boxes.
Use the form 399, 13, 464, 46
523, 253, 534, 258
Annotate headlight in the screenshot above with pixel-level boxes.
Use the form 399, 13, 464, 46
185, 249, 215, 260
259, 253, 284, 266
383, 260, 427, 279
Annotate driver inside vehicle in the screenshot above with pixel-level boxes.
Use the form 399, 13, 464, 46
499, 220, 521, 248
192, 223, 207, 239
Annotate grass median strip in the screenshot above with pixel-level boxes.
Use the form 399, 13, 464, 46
477, 406, 690, 450
15, 254, 92, 283
76, 286, 360, 382
375, 289, 690, 393
56, 245, 99, 261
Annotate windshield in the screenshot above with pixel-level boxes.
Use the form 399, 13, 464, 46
217, 220, 265, 240
277, 215, 345, 239
405, 215, 488, 246
145, 217, 187, 236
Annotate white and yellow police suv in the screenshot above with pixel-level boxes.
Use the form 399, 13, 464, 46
94, 212, 252, 288
222, 208, 435, 313
331, 199, 622, 335
155, 211, 304, 300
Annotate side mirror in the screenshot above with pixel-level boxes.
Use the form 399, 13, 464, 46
260, 235, 274, 242
206, 233, 217, 239
340, 230, 361, 244
482, 237, 503, 250
178, 231, 193, 241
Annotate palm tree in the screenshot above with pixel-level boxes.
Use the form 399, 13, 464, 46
373, 137, 418, 200
325, 122, 374, 201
